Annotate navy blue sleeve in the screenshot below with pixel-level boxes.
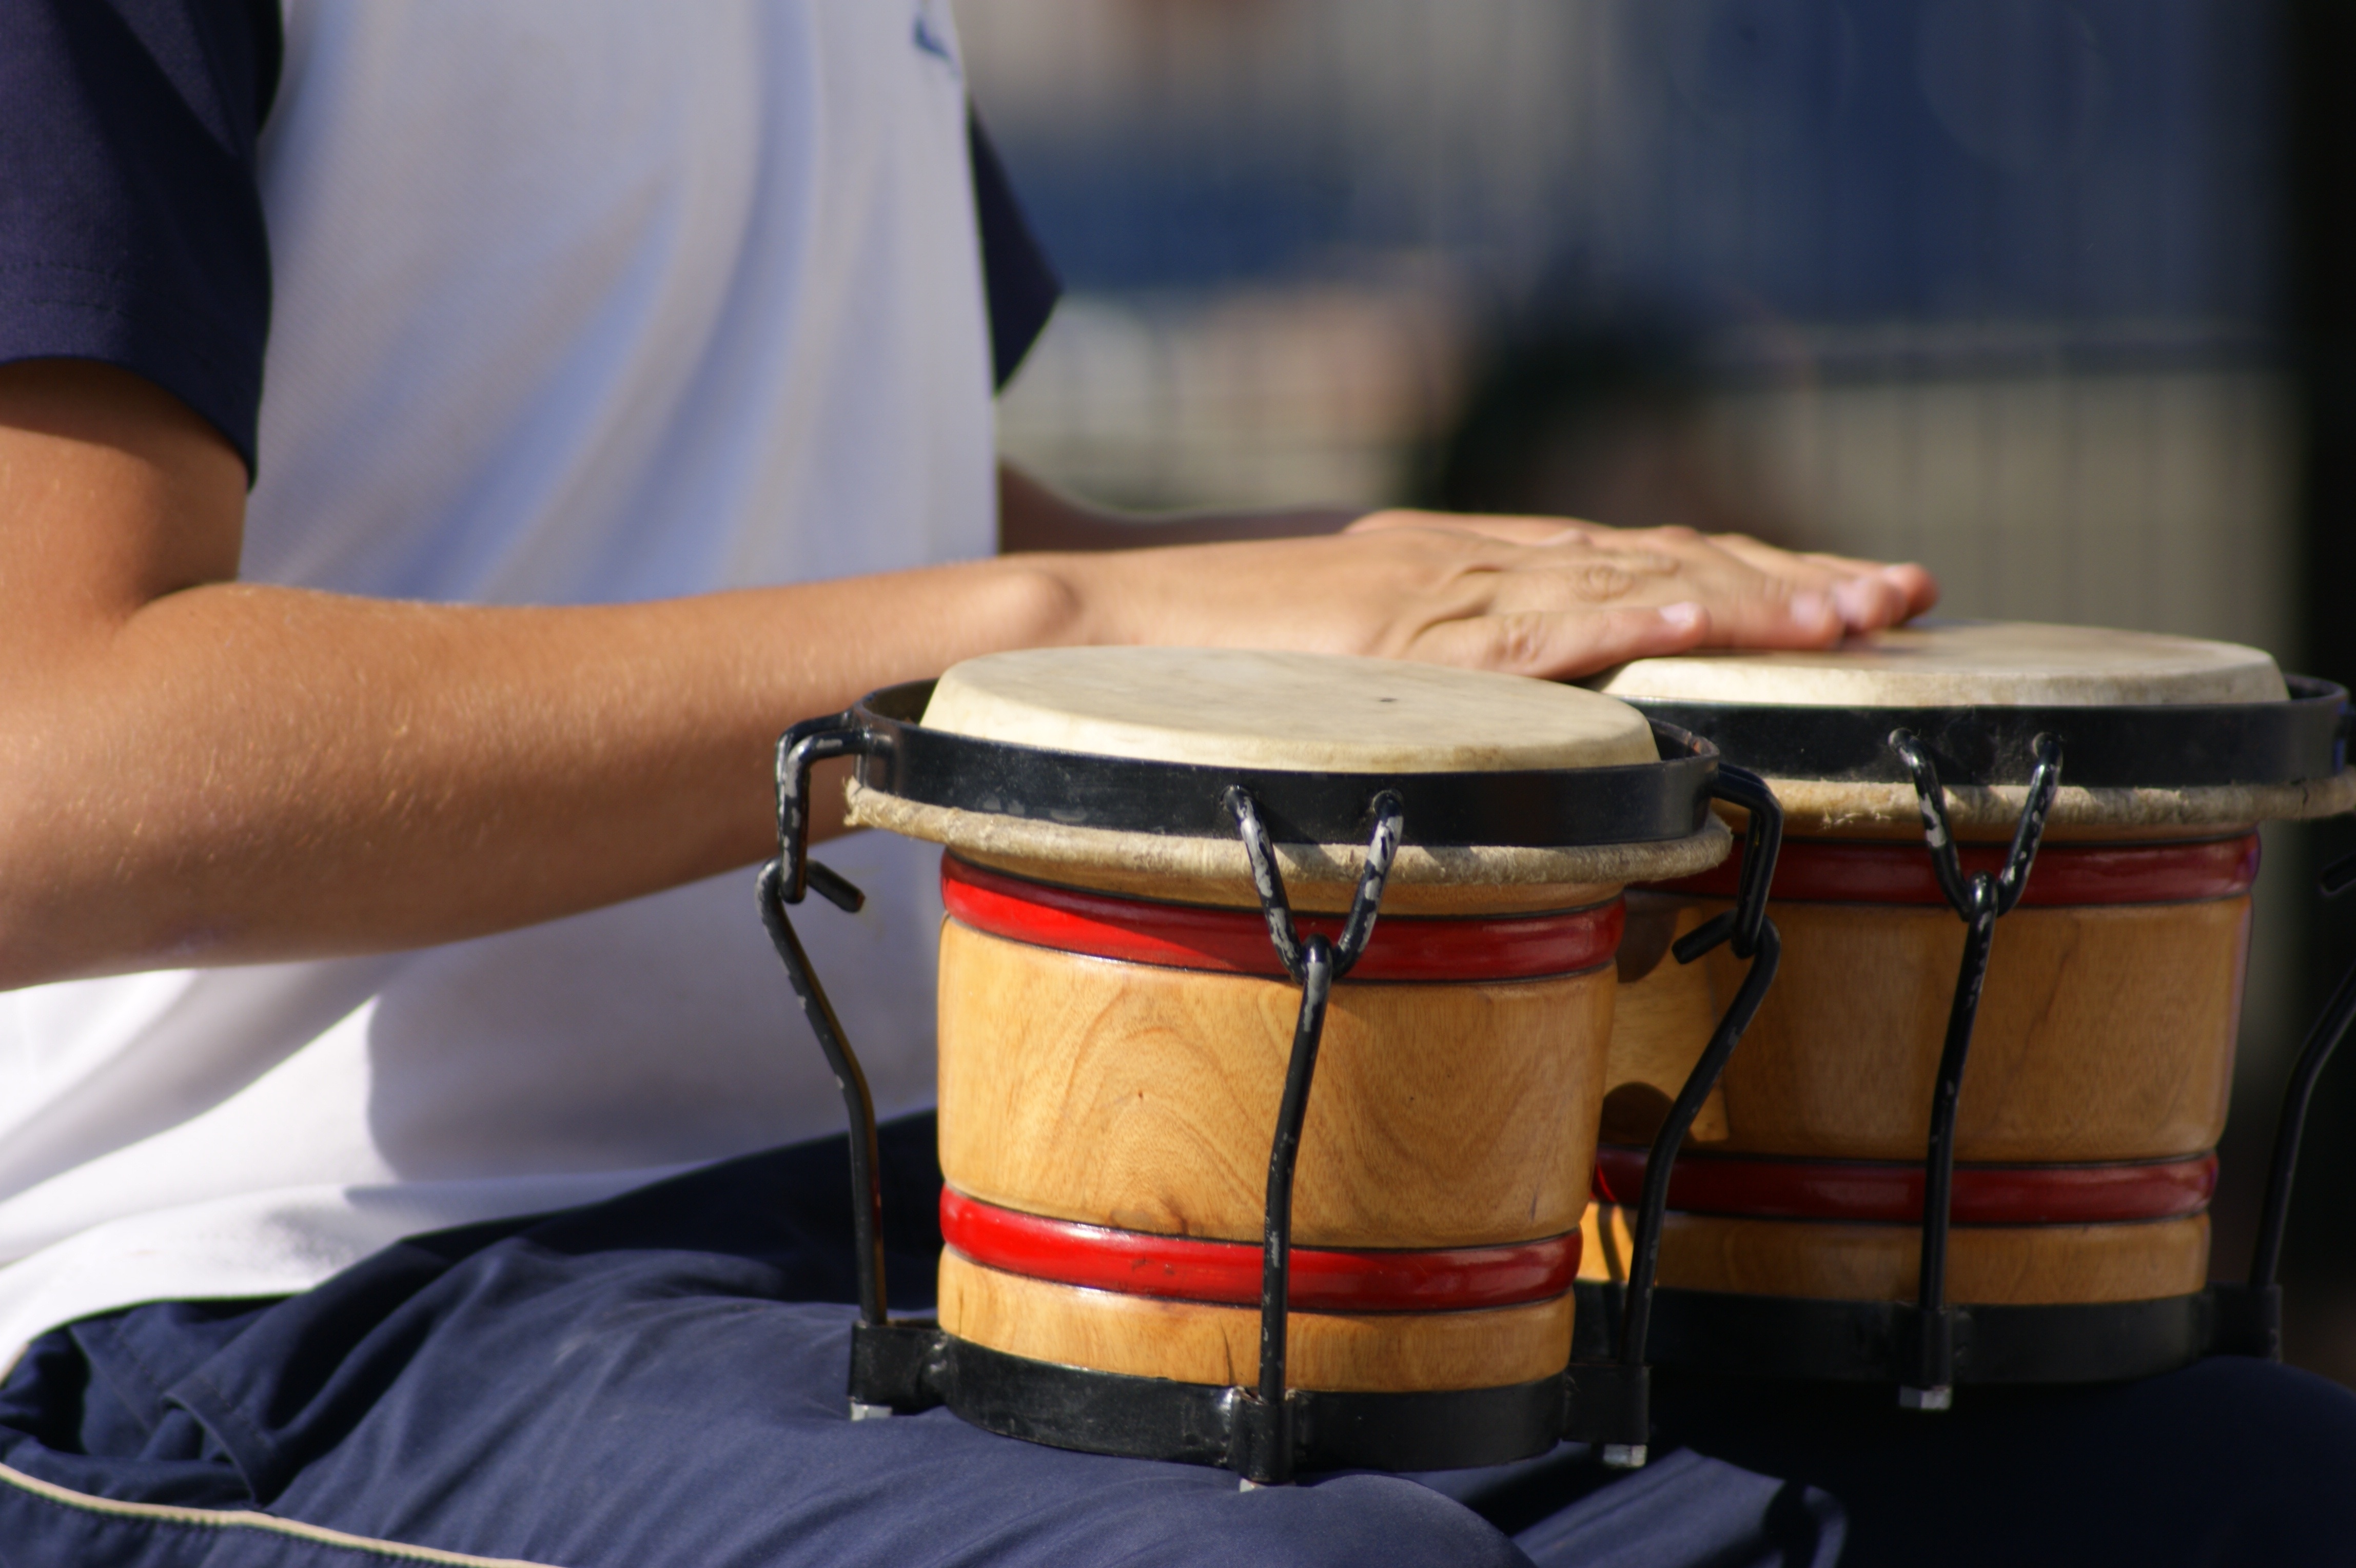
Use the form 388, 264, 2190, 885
0, 0, 280, 474
968, 111, 1061, 390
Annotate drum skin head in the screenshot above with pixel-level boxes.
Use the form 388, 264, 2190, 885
1586, 618, 2287, 708
924, 646, 1659, 773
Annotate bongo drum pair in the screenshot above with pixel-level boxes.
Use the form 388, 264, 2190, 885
755, 648, 1783, 1483
1576, 621, 2356, 1404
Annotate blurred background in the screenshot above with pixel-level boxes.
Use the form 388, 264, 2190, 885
958, 0, 2356, 1382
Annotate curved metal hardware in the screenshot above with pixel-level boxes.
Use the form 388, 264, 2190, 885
759, 715, 888, 1362
2221, 849, 2356, 1359
1574, 763, 1785, 1469
1224, 787, 1404, 1486
1618, 674, 2349, 789
849, 679, 1719, 848
1887, 729, 2063, 1408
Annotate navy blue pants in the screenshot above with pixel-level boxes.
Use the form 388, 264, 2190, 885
5, 1116, 2353, 1567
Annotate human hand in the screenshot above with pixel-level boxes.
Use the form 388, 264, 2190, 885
1057, 512, 1936, 682
1346, 509, 1937, 636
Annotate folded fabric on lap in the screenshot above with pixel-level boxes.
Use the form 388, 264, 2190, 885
0, 1115, 2350, 1568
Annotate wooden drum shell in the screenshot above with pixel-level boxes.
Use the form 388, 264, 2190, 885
1614, 891, 2248, 1163
1596, 832, 2255, 1308
933, 860, 1619, 1393
939, 1253, 1576, 1392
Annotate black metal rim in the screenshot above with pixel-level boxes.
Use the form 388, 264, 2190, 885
846, 679, 1721, 847
1614, 673, 2350, 789
866, 1323, 1575, 1474
1574, 1281, 2213, 1385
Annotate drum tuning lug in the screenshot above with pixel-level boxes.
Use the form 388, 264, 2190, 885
1563, 1357, 1655, 1459
1225, 787, 1305, 979
759, 861, 893, 1331
1222, 789, 1401, 1488
1227, 1387, 1299, 1488
806, 860, 865, 913
845, 1319, 946, 1414
1594, 768, 1784, 1472
2207, 1281, 2284, 1361
1670, 907, 1738, 965
2244, 856, 2356, 1339
761, 716, 899, 1356
772, 712, 871, 906
1224, 786, 1404, 983
1889, 734, 2060, 1394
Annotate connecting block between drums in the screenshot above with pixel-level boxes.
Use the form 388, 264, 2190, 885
1563, 1360, 1650, 1457
1897, 1304, 1957, 1408
2207, 1283, 2284, 1362
1228, 1394, 1293, 1486
848, 1320, 947, 1415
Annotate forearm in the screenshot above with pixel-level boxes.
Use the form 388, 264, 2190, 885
0, 560, 1081, 988
0, 366, 1930, 991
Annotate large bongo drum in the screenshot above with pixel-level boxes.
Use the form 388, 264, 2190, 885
753, 648, 1782, 1481
1574, 620, 2355, 1403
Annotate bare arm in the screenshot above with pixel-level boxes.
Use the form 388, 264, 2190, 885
1, 365, 1930, 989
0, 364, 1085, 987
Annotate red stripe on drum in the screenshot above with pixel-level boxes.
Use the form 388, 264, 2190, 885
1656, 833, 2258, 907
940, 855, 1623, 981
1591, 1146, 2217, 1226
939, 1188, 1582, 1312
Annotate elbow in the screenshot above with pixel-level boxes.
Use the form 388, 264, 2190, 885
0, 776, 179, 993
0, 800, 82, 991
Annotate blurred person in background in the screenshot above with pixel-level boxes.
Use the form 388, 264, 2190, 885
1423, 313, 1799, 547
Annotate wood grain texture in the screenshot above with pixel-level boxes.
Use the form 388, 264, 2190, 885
1602, 895, 1729, 1146
937, 920, 1614, 1248
1580, 1200, 1639, 1286
938, 1250, 1574, 1391
1578, 1203, 2210, 1305
1605, 894, 2247, 1162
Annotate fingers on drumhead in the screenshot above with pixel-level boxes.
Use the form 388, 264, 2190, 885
1884, 561, 1940, 615
1831, 575, 1904, 628
1412, 602, 1710, 680
1681, 587, 1845, 649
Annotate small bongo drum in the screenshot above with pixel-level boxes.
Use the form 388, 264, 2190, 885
755, 648, 1781, 1482
1576, 620, 2355, 1403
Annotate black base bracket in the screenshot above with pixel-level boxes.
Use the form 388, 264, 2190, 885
2206, 1282, 2283, 1361
1576, 1281, 2222, 1387
1563, 1358, 1651, 1466
847, 1324, 1578, 1475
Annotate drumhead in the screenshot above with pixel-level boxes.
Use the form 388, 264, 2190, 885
1579, 620, 2348, 830
925, 647, 1659, 772
826, 652, 1734, 888
1588, 620, 2287, 708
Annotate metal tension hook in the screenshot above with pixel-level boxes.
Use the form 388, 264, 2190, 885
1223, 786, 1403, 1487
1886, 730, 2063, 1410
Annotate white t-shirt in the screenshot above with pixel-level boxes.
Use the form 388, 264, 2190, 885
0, 0, 993, 1360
